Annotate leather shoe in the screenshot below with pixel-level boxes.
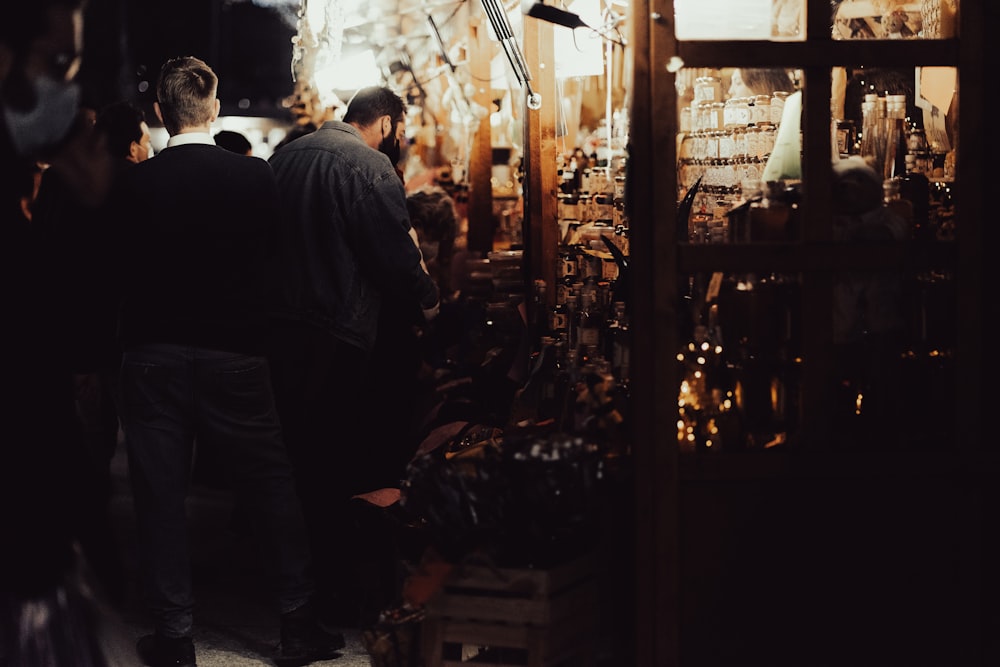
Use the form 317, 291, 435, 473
136, 634, 196, 667
275, 600, 346, 666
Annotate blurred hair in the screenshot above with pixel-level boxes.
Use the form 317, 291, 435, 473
342, 86, 406, 129
155, 56, 217, 135
407, 186, 457, 295
213, 129, 252, 155
737, 68, 797, 95
843, 67, 919, 131
407, 187, 456, 245
94, 100, 145, 159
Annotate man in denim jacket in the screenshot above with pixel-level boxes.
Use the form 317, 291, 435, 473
267, 85, 439, 627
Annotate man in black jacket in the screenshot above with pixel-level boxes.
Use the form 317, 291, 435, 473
267, 86, 440, 627
113, 55, 342, 667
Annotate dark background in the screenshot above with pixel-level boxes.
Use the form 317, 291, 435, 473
78, 0, 298, 120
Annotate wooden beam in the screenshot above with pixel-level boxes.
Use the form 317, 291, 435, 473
522, 12, 558, 303
467, 3, 495, 256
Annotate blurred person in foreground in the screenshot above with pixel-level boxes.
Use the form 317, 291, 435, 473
266, 85, 440, 627
111, 55, 343, 667
27, 99, 150, 612
0, 0, 130, 664
33, 99, 150, 490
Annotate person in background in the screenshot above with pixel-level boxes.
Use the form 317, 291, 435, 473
214, 127, 252, 155
728, 67, 796, 98
0, 1, 130, 664
97, 98, 152, 164
111, 55, 343, 667
829, 156, 909, 444
272, 121, 317, 152
407, 187, 458, 302
266, 85, 440, 628
358, 186, 460, 492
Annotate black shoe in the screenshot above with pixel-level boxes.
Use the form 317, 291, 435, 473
136, 634, 196, 667
275, 601, 347, 666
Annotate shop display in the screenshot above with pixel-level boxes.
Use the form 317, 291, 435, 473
831, 0, 959, 39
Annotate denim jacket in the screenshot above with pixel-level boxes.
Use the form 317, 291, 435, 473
268, 121, 439, 352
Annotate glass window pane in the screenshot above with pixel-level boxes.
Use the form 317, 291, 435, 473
833, 65, 958, 241
677, 271, 802, 451
674, 0, 806, 41
832, 0, 959, 40
830, 268, 956, 449
676, 67, 803, 244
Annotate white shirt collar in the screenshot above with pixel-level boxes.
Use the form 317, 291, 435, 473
166, 132, 215, 148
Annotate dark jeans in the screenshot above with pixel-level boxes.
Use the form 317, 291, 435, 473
120, 343, 315, 639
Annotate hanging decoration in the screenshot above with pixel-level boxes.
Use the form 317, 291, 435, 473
291, 0, 351, 112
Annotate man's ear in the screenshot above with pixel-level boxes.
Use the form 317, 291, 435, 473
153, 101, 164, 125
211, 98, 220, 123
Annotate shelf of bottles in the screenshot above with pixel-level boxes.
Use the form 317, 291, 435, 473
672, 62, 959, 452
676, 269, 803, 452
522, 133, 631, 445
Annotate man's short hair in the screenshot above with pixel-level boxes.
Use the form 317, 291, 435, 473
95, 100, 145, 159
342, 86, 405, 129
155, 56, 218, 135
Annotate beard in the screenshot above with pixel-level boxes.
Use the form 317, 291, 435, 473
378, 133, 401, 166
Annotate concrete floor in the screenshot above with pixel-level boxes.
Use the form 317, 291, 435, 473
99, 439, 632, 667
104, 447, 375, 667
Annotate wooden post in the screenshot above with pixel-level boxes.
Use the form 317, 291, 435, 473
467, 3, 495, 256
522, 11, 558, 306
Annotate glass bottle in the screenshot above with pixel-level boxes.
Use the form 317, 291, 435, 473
575, 286, 603, 362
531, 279, 550, 345
748, 181, 792, 241
550, 293, 572, 348
886, 117, 931, 239
605, 301, 631, 387
564, 292, 579, 356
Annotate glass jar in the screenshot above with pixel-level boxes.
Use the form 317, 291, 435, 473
771, 91, 790, 124
746, 126, 762, 159
733, 97, 751, 127
751, 95, 771, 125
733, 127, 748, 158
694, 76, 723, 104
724, 98, 740, 129
907, 127, 929, 153
710, 102, 725, 130
718, 130, 736, 159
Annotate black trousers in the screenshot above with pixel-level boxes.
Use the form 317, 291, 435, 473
266, 321, 374, 622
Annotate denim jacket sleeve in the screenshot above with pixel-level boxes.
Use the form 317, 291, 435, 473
352, 169, 440, 316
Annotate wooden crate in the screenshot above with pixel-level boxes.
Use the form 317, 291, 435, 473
422, 552, 600, 667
